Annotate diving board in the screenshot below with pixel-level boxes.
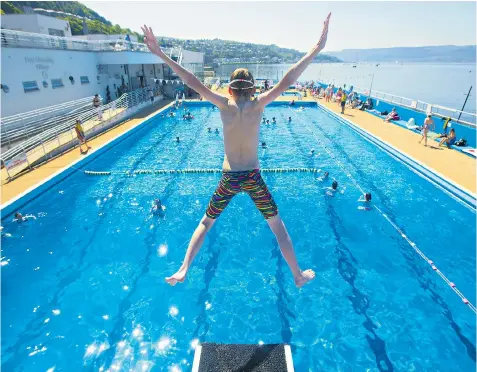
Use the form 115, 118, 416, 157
192, 343, 295, 372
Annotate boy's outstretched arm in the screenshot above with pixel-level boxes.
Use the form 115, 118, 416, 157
256, 13, 331, 108
141, 25, 228, 109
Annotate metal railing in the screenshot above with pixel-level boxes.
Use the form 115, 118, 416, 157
350, 86, 477, 128
1, 86, 161, 180
1, 96, 99, 149
1, 29, 172, 54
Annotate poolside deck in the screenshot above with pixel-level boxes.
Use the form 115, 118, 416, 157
1, 91, 475, 207
316, 98, 476, 194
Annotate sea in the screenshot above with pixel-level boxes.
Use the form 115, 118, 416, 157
216, 63, 476, 115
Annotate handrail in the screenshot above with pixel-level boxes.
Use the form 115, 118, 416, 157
1, 86, 161, 178
1, 29, 172, 55
1, 96, 97, 125
348, 85, 477, 127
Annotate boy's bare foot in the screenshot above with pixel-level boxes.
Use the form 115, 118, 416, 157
165, 268, 187, 286
294, 269, 315, 287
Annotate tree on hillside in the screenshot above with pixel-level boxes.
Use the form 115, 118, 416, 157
1, 1, 22, 14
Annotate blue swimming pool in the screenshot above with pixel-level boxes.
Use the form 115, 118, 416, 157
1, 103, 475, 371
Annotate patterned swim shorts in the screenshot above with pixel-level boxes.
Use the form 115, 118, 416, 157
206, 169, 278, 219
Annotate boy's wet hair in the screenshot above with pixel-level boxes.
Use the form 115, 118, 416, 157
229, 68, 255, 98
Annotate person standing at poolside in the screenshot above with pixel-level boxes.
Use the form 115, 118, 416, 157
340, 91, 347, 114
92, 94, 103, 121
142, 13, 331, 288
75, 119, 91, 154
419, 115, 435, 147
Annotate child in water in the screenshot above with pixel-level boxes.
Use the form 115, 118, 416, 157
358, 193, 372, 211
142, 13, 331, 287
151, 199, 166, 215
325, 180, 338, 197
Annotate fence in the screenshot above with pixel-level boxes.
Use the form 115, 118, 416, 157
318, 82, 477, 128
1, 96, 99, 149
1, 86, 161, 180
1, 29, 172, 55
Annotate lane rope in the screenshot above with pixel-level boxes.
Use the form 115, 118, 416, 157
288, 106, 476, 314
83, 168, 321, 176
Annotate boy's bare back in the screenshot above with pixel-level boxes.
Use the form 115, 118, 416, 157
220, 99, 263, 171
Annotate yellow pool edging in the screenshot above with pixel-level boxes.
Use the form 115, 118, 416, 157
316, 98, 476, 194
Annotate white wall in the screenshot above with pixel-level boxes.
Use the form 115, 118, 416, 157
0, 14, 71, 36
0, 14, 41, 33
182, 50, 204, 64
1, 48, 103, 116
37, 15, 72, 37
73, 34, 138, 42
96, 51, 164, 65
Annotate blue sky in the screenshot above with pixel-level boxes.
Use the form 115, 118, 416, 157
82, 1, 476, 52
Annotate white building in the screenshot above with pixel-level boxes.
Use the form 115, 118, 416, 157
0, 14, 72, 37
0, 27, 204, 117
73, 34, 139, 43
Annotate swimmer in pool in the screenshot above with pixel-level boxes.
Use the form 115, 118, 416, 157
176, 136, 180, 143
142, 13, 331, 287
261, 141, 267, 149
299, 106, 305, 111
208, 127, 212, 133
183, 112, 193, 120
262, 118, 266, 124
14, 212, 24, 222
310, 148, 315, 156
358, 192, 372, 210
324, 180, 338, 197
14, 212, 36, 223
272, 117, 276, 124
151, 199, 166, 214
215, 128, 219, 134
288, 117, 292, 123
168, 111, 175, 117
290, 100, 295, 106
266, 119, 270, 125
317, 171, 329, 181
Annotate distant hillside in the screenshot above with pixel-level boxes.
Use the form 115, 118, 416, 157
327, 45, 476, 63
158, 37, 342, 64
2, 1, 144, 41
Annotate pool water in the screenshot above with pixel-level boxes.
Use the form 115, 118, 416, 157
1, 104, 475, 371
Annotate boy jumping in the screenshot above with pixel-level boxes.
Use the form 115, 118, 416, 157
142, 13, 331, 288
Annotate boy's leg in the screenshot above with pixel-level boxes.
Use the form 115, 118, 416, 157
246, 171, 315, 287
165, 214, 216, 285
265, 214, 315, 287
166, 173, 238, 286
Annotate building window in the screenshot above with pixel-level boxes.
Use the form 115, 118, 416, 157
51, 79, 64, 89
48, 28, 65, 37
80, 76, 90, 85
22, 81, 39, 93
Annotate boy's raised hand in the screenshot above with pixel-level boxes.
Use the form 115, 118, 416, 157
141, 25, 162, 56
316, 13, 331, 53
